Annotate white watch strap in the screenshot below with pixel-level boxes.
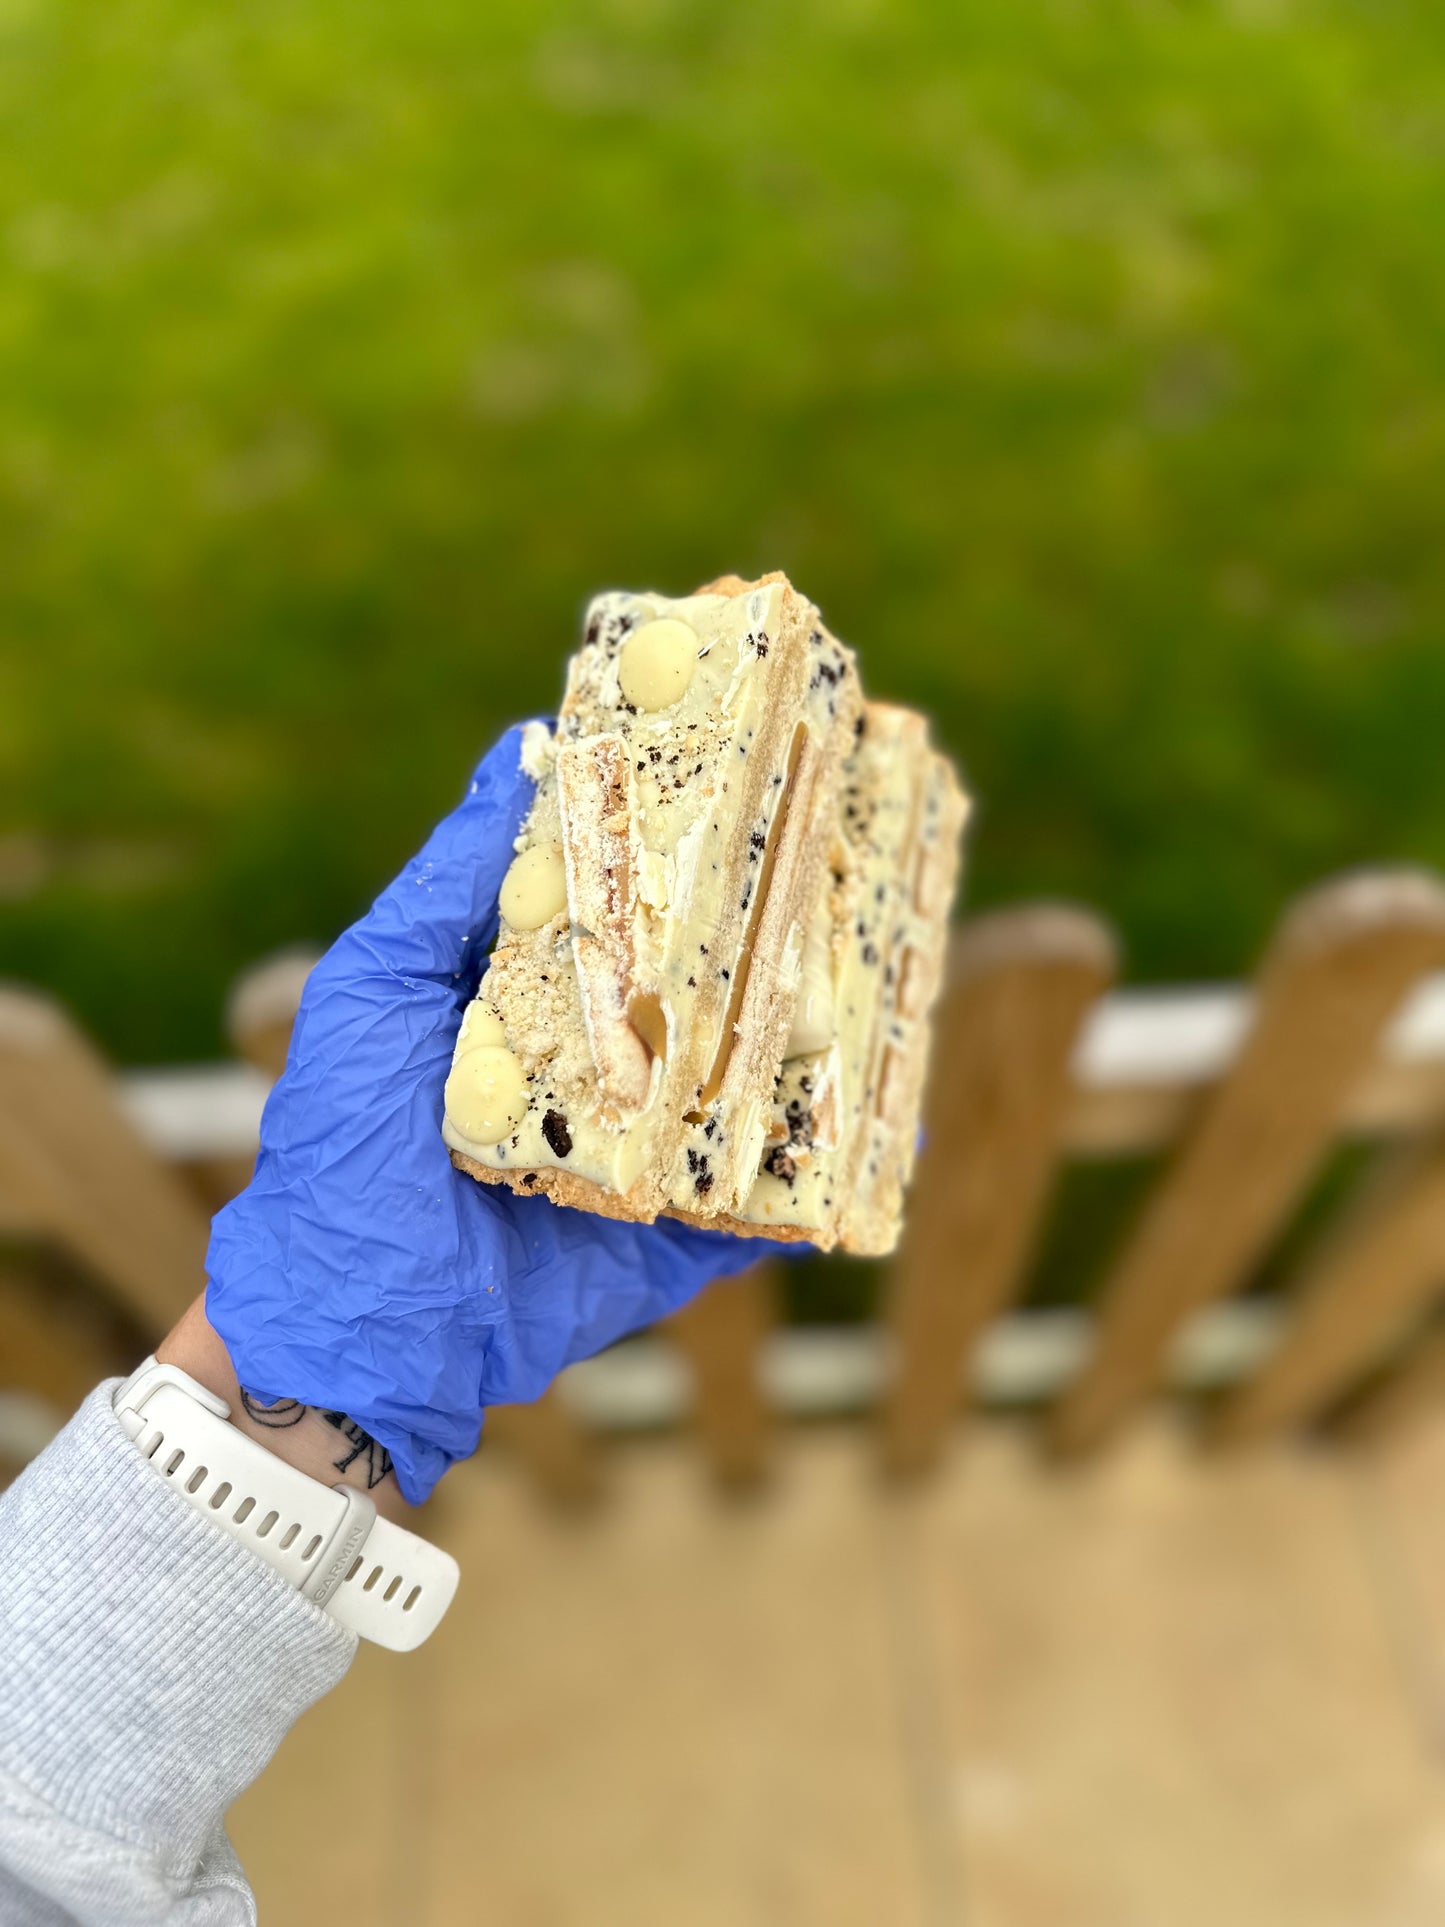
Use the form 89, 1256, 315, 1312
114, 1359, 458, 1652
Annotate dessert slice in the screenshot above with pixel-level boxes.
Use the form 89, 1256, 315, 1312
443, 572, 863, 1222
673, 703, 969, 1256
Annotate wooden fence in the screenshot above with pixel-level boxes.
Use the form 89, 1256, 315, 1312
7, 865, 1445, 1501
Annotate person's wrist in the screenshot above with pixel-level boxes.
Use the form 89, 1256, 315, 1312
156, 1296, 411, 1522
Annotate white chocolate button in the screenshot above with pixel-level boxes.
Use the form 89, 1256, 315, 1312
786, 908, 835, 1059
456, 1001, 506, 1054
618, 619, 696, 711
444, 1045, 528, 1144
499, 842, 567, 930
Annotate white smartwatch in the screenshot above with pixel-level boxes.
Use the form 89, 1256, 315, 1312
113, 1357, 459, 1652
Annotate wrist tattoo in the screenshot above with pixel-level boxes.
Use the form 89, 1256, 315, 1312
238, 1390, 307, 1429
238, 1389, 395, 1488
321, 1410, 396, 1489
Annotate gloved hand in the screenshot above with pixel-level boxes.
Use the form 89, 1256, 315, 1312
206, 726, 775, 1504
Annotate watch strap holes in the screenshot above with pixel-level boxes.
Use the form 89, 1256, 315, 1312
232, 1496, 255, 1524
185, 1465, 209, 1495
164, 1449, 185, 1477
256, 1510, 279, 1538
402, 1585, 422, 1613
301, 1534, 323, 1561
383, 1575, 402, 1602
209, 1482, 233, 1510
278, 1522, 301, 1550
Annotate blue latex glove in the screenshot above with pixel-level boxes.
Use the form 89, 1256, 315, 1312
207, 726, 776, 1504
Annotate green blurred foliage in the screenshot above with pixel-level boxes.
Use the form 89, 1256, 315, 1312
4, 0, 1445, 1063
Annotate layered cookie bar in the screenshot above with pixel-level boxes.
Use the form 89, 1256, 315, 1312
442, 573, 967, 1254
688, 704, 969, 1255
443, 572, 862, 1221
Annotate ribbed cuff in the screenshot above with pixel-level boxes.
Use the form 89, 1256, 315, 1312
0, 1380, 356, 1868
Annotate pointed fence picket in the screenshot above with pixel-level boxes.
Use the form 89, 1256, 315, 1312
881, 907, 1117, 1476
1329, 1322, 1445, 1449
1208, 1132, 1445, 1448
0, 985, 209, 1334
1048, 871, 1445, 1458
667, 1263, 779, 1488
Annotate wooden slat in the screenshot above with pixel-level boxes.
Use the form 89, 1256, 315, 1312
237, 1417, 1445, 1927
1348, 1407, 1445, 1760
229, 1645, 407, 1919
667, 1263, 779, 1488
1063, 975, 1445, 1157
0, 1258, 132, 1411
185, 1152, 261, 1210
1208, 1137, 1445, 1447
0, 1169, 41, 1235
482, 1394, 601, 1508
408, 1435, 938, 1927
1330, 1328, 1445, 1451
1065, 1046, 1445, 1158
1049, 870, 1445, 1458
226, 948, 321, 1080
880, 907, 1118, 1477
0, 987, 210, 1333
228, 949, 601, 1507
917, 1418, 1445, 1926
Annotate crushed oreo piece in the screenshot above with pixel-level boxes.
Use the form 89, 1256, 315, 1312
541, 1109, 573, 1158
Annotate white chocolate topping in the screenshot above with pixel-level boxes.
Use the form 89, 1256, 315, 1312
455, 1002, 506, 1053
447, 575, 870, 1220
499, 842, 567, 930
617, 617, 697, 712
785, 901, 836, 1059
443, 1044, 528, 1144
519, 718, 554, 781
737, 702, 966, 1251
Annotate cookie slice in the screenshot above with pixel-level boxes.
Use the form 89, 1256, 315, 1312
443, 572, 862, 1222
684, 702, 969, 1255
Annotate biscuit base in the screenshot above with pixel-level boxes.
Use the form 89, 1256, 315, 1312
451, 1147, 818, 1243
450, 1147, 659, 1225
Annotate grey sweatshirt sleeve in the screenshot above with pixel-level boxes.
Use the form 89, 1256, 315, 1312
0, 1381, 358, 1926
